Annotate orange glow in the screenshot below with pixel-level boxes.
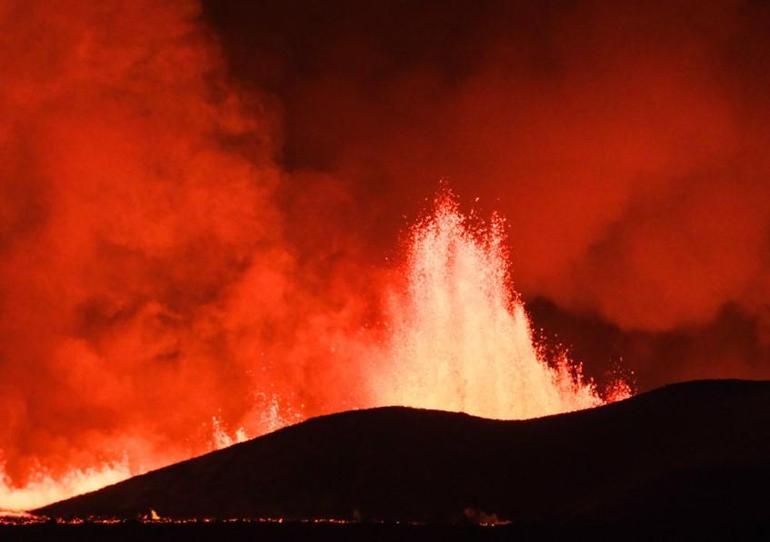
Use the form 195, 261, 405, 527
0, 462, 130, 513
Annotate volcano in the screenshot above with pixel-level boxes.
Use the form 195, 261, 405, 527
34, 379, 770, 526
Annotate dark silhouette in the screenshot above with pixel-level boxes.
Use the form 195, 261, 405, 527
32, 379, 770, 529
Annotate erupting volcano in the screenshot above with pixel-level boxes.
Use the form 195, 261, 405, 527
5, 0, 770, 537
1, 194, 624, 512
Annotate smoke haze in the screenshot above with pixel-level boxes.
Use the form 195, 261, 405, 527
206, 0, 770, 383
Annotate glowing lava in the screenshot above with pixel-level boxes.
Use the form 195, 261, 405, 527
0, 462, 130, 513
375, 194, 623, 418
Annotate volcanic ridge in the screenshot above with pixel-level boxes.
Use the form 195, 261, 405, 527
35, 380, 770, 525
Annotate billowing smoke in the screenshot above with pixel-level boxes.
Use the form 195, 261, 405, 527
0, 0, 371, 496
207, 0, 770, 384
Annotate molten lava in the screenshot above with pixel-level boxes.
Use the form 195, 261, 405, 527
375, 194, 621, 418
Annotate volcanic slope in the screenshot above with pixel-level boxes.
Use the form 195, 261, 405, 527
36, 380, 770, 524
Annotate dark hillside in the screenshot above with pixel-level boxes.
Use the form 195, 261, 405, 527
37, 380, 770, 525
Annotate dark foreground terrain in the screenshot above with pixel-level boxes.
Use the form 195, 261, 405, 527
3, 520, 770, 542
4, 379, 770, 538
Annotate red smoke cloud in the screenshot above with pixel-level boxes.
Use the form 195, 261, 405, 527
0, 0, 369, 488
238, 0, 765, 331
1, 0, 401, 502
208, 0, 770, 379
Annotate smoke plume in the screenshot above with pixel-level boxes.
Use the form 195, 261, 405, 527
1, 0, 304, 488
207, 0, 770, 383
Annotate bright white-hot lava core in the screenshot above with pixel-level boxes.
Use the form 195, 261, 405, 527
0, 194, 628, 512
376, 193, 625, 418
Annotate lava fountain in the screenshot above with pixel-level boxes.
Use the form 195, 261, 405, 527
375, 194, 625, 419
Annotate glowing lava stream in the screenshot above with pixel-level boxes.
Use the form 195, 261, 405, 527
374, 194, 627, 419
0, 194, 629, 513
0, 462, 130, 514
